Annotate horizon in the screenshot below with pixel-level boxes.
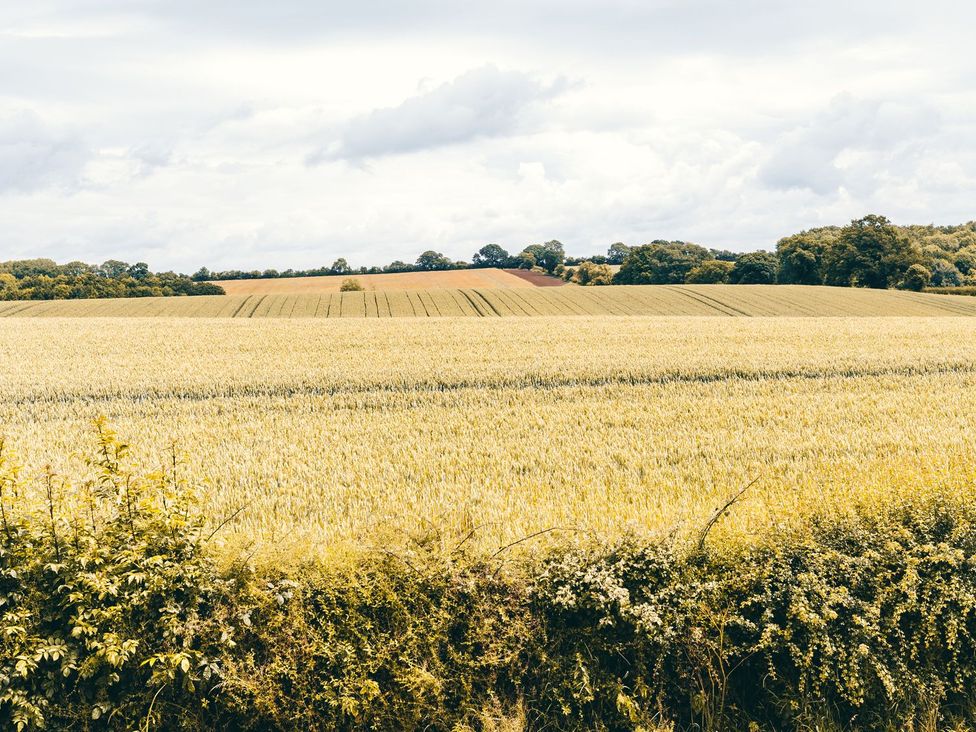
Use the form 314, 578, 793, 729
2, 1, 974, 272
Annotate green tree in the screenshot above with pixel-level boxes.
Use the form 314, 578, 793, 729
607, 242, 632, 265
127, 262, 150, 280
730, 251, 778, 284
776, 230, 837, 285
928, 259, 963, 287
519, 242, 564, 273
686, 260, 734, 284
331, 258, 352, 275
98, 260, 130, 279
825, 215, 922, 288
415, 251, 453, 271
516, 251, 537, 270
953, 246, 976, 276
472, 243, 510, 268
385, 260, 411, 273
900, 263, 931, 291
613, 242, 710, 285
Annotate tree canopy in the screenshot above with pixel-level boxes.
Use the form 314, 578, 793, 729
0, 259, 224, 300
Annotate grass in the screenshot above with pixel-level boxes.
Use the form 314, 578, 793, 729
211, 267, 536, 294
3, 284, 976, 318
2, 315, 975, 558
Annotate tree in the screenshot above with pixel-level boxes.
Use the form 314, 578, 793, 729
191, 267, 211, 282
686, 260, 734, 284
537, 240, 565, 273
607, 243, 631, 265
331, 258, 352, 275
900, 263, 931, 291
520, 241, 565, 273
516, 251, 536, 270
776, 231, 836, 285
573, 261, 614, 286
928, 259, 963, 287
472, 244, 510, 268
127, 262, 151, 280
730, 251, 778, 284
415, 251, 453, 271
0, 272, 19, 300
824, 215, 922, 289
953, 246, 976, 276
384, 260, 411, 273
59, 261, 94, 277
612, 242, 710, 285
98, 260, 130, 279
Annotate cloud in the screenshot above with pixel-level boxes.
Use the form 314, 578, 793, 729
0, 109, 90, 193
308, 66, 570, 163
0, 2, 975, 271
758, 94, 939, 195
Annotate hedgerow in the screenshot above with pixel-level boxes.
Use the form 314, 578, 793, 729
3, 422, 976, 730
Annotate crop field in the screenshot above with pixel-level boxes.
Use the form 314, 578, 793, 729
4, 284, 976, 318
210, 267, 535, 294
3, 316, 976, 557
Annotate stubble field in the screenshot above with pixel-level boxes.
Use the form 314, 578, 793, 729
3, 284, 976, 318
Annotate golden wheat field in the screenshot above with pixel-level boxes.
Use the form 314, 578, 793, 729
2, 315, 976, 558
211, 267, 537, 295
2, 284, 976, 318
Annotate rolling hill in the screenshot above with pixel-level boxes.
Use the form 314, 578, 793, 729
2, 285, 976, 318
210, 267, 545, 294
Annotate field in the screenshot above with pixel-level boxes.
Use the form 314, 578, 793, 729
4, 284, 976, 318
3, 315, 976, 556
210, 267, 536, 294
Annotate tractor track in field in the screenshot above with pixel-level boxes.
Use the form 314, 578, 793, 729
10, 361, 976, 409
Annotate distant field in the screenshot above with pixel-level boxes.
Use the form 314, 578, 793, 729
211, 267, 534, 294
4, 285, 976, 317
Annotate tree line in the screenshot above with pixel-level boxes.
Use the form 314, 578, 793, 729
192, 242, 574, 282
0, 259, 224, 300
201, 215, 976, 292
5, 215, 974, 301
570, 215, 975, 290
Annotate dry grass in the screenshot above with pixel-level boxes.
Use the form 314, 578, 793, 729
211, 267, 534, 294
2, 316, 975, 559
3, 285, 976, 318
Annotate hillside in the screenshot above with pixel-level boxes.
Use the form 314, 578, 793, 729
2, 284, 976, 318
210, 267, 540, 294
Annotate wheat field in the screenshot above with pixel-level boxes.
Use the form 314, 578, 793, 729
2, 316, 975, 558
211, 267, 537, 294
3, 285, 976, 318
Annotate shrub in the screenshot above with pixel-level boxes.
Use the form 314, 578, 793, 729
340, 278, 364, 292
573, 261, 614, 286
0, 419, 246, 730
5, 423, 976, 730
219, 552, 530, 730
686, 260, 733, 284
900, 263, 932, 291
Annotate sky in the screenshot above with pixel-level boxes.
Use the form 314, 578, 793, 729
1, 1, 974, 272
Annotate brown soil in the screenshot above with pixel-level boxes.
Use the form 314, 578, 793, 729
502, 269, 567, 287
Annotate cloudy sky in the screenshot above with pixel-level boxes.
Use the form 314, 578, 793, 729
2, 1, 974, 272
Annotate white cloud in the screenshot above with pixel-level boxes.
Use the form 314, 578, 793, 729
0, 1, 974, 270
0, 109, 90, 193
759, 95, 940, 195
309, 66, 570, 162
